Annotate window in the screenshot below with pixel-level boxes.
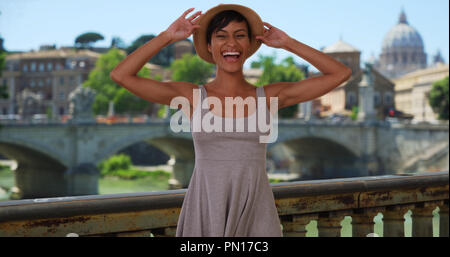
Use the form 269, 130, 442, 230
374, 91, 381, 106
47, 78, 52, 85
30, 80, 36, 87
56, 63, 62, 71
39, 63, 45, 72
38, 80, 43, 87
59, 91, 65, 100
60, 76, 64, 85
384, 92, 393, 105
69, 76, 75, 86
79, 61, 85, 68
347, 91, 356, 105
47, 62, 53, 71
59, 107, 65, 115
23, 64, 28, 72
65, 59, 71, 69
8, 63, 15, 71
30, 62, 36, 72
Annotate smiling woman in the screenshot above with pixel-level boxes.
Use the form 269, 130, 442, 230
110, 3, 351, 238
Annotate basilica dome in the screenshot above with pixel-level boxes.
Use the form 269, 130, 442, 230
375, 9, 427, 79
382, 11, 424, 50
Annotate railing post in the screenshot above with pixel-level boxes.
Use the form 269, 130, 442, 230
412, 201, 439, 237
281, 214, 317, 237
439, 200, 449, 237
352, 207, 383, 237
383, 204, 413, 237
317, 210, 350, 237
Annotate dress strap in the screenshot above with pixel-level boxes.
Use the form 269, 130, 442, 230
256, 86, 265, 98
197, 85, 207, 117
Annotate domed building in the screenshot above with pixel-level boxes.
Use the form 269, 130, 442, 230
375, 9, 427, 79
311, 39, 396, 121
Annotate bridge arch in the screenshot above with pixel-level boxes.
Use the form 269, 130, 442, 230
268, 135, 362, 179
0, 140, 68, 199
0, 136, 68, 167
96, 129, 194, 165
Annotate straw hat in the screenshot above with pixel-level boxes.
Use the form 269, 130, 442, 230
193, 4, 264, 64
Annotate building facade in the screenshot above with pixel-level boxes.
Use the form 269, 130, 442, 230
0, 46, 100, 119
393, 62, 449, 122
316, 39, 396, 120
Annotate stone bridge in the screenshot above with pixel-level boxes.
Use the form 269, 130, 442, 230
0, 119, 448, 199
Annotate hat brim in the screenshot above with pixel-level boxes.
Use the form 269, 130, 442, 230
193, 4, 264, 64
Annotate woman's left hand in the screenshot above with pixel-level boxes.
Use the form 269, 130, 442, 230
255, 22, 291, 49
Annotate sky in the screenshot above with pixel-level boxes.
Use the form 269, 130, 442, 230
0, 0, 448, 71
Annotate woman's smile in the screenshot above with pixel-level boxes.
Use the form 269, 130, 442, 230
222, 50, 241, 63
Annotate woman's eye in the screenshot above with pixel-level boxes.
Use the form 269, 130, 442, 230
217, 35, 225, 38
237, 34, 246, 38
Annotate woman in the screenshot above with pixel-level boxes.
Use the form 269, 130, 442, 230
111, 4, 351, 237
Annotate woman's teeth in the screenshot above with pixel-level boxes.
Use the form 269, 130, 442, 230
223, 52, 240, 62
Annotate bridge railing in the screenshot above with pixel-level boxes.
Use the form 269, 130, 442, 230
0, 171, 448, 237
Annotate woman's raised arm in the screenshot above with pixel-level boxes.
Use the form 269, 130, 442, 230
255, 22, 352, 110
110, 8, 202, 106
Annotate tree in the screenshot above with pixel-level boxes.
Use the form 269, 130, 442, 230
82, 48, 152, 115
75, 32, 104, 49
170, 53, 214, 84
110, 36, 126, 49
127, 35, 177, 67
428, 76, 449, 120
251, 54, 304, 118
0, 40, 8, 99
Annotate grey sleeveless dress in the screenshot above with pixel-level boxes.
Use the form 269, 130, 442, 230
176, 84, 283, 237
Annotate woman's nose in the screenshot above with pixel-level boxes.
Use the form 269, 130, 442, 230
225, 37, 238, 46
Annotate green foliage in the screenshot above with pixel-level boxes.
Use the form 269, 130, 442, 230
83, 48, 151, 115
46, 106, 52, 120
126, 35, 191, 67
251, 54, 304, 118
351, 106, 359, 121
75, 32, 104, 48
170, 53, 214, 84
157, 105, 168, 118
428, 76, 449, 120
114, 169, 171, 180
97, 153, 171, 180
110, 36, 126, 49
269, 178, 282, 183
0, 49, 8, 99
113, 87, 149, 114
98, 153, 132, 176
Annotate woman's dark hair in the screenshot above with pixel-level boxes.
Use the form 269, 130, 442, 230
206, 10, 252, 45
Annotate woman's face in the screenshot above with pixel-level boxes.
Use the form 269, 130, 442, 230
207, 20, 251, 72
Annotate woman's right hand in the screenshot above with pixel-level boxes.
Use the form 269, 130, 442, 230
164, 8, 202, 44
